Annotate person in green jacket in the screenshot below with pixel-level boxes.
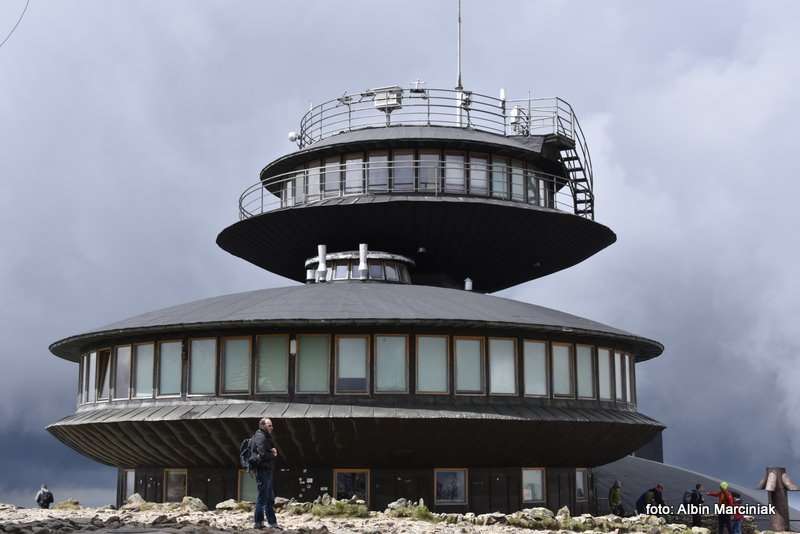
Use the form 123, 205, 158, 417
609, 480, 625, 516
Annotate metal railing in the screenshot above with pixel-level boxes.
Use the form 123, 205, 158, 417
239, 160, 578, 220
292, 87, 595, 219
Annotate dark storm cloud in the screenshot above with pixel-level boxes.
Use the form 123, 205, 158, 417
1, 0, 798, 505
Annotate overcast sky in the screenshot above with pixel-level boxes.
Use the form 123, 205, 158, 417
1, 1, 798, 508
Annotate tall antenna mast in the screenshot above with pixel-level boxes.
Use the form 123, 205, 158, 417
456, 0, 463, 90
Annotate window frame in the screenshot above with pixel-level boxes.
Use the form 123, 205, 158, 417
551, 342, 575, 398
220, 336, 252, 395
132, 342, 156, 399
294, 334, 331, 395
443, 151, 466, 193
373, 334, 409, 394
334, 334, 371, 395
162, 468, 188, 503
187, 337, 218, 397
628, 353, 637, 405
112, 345, 133, 401
156, 339, 184, 399
597, 347, 613, 401
254, 334, 290, 395
488, 337, 518, 396
333, 468, 371, 506
467, 152, 489, 196
96, 348, 112, 402
454, 336, 486, 395
415, 335, 450, 395
523, 339, 550, 398
433, 468, 469, 506
614, 350, 625, 401
575, 468, 589, 502
575, 344, 596, 400
521, 467, 547, 504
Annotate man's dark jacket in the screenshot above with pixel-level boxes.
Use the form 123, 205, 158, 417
252, 428, 275, 470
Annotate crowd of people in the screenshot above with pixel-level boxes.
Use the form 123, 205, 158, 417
609, 480, 744, 534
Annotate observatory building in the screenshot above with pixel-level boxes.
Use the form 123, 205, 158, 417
48, 85, 664, 513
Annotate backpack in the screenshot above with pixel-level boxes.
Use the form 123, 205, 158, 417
239, 436, 254, 471
682, 490, 693, 506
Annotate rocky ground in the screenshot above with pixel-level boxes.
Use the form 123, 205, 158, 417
0, 494, 774, 534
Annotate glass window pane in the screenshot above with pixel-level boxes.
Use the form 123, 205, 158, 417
134, 344, 154, 398
418, 151, 440, 192
455, 338, 483, 393
576, 345, 595, 398
435, 469, 467, 505
522, 469, 544, 503
98, 350, 111, 400
77, 357, 83, 406
114, 346, 132, 400
598, 348, 612, 400
223, 338, 250, 393
417, 336, 448, 393
334, 471, 369, 504
375, 336, 407, 392
336, 337, 368, 393
307, 164, 321, 201
189, 339, 216, 395
295, 166, 306, 205
392, 150, 414, 192
164, 470, 187, 503
158, 341, 182, 396
87, 352, 96, 403
614, 351, 623, 400
489, 338, 516, 394
524, 341, 547, 396
82, 354, 89, 403
444, 153, 465, 193
324, 156, 341, 198
576, 470, 588, 501
511, 160, 525, 201
384, 262, 399, 282
297, 335, 329, 393
124, 470, 135, 500
239, 470, 258, 502
368, 262, 384, 280
334, 262, 350, 280
367, 151, 389, 192
491, 159, 508, 198
469, 155, 488, 195
344, 155, 363, 194
527, 171, 540, 205
256, 336, 289, 393
628, 355, 635, 403
552, 344, 573, 396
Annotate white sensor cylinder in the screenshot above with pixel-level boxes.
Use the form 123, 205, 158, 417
464, 277, 473, 291
358, 243, 368, 279
316, 244, 327, 282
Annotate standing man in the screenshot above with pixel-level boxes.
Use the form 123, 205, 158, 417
690, 484, 705, 527
609, 480, 625, 516
34, 484, 54, 509
253, 418, 279, 530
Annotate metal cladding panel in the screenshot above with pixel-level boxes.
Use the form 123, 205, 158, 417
47, 402, 663, 469
217, 197, 613, 293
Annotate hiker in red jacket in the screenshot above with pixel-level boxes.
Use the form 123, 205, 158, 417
707, 481, 734, 534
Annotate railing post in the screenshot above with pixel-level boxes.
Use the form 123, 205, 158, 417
261, 186, 264, 213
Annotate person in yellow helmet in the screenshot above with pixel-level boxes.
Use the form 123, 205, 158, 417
707, 481, 734, 534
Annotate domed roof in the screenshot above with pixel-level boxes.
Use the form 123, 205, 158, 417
49, 283, 663, 361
